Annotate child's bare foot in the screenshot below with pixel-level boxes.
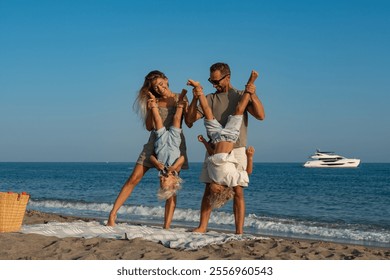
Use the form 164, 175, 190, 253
244, 70, 259, 95
187, 79, 203, 97
187, 79, 202, 88
246, 70, 258, 86
178, 89, 187, 101
249, 70, 259, 82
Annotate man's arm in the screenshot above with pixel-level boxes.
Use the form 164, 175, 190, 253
247, 93, 265, 120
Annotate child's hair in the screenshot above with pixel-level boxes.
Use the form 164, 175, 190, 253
208, 183, 235, 208
157, 172, 183, 200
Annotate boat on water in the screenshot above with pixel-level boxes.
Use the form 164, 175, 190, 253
303, 150, 360, 168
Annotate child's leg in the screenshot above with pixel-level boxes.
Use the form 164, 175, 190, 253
187, 79, 214, 120
172, 89, 188, 128
172, 104, 184, 128
235, 70, 258, 116
147, 92, 163, 130
234, 92, 252, 116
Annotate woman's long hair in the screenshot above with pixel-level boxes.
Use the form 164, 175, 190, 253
133, 70, 168, 125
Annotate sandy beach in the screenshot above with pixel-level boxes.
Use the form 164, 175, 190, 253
0, 210, 388, 260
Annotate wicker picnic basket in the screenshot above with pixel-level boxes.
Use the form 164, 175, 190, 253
0, 192, 30, 233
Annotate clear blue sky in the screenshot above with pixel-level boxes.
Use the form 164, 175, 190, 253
1, 0, 389, 162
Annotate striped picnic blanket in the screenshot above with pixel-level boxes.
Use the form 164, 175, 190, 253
21, 221, 264, 250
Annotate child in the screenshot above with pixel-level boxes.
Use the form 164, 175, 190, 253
187, 70, 258, 208
197, 134, 255, 208
147, 89, 187, 200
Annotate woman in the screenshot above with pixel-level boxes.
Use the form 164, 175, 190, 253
107, 70, 189, 229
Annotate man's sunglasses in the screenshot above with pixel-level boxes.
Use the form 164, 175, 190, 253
208, 74, 229, 85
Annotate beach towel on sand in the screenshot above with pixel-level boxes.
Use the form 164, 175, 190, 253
21, 221, 264, 250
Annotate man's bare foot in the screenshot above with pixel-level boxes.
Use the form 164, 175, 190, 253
106, 213, 116, 227
192, 227, 206, 233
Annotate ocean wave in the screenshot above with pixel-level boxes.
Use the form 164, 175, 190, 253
245, 214, 390, 247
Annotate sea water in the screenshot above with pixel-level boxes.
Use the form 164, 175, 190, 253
1, 162, 389, 248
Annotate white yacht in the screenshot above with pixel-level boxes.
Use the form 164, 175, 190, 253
304, 150, 360, 168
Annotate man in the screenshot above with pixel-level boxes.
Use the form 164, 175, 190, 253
186, 62, 265, 234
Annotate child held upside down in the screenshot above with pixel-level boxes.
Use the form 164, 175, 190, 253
147, 90, 187, 200
197, 134, 255, 208
187, 70, 258, 208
